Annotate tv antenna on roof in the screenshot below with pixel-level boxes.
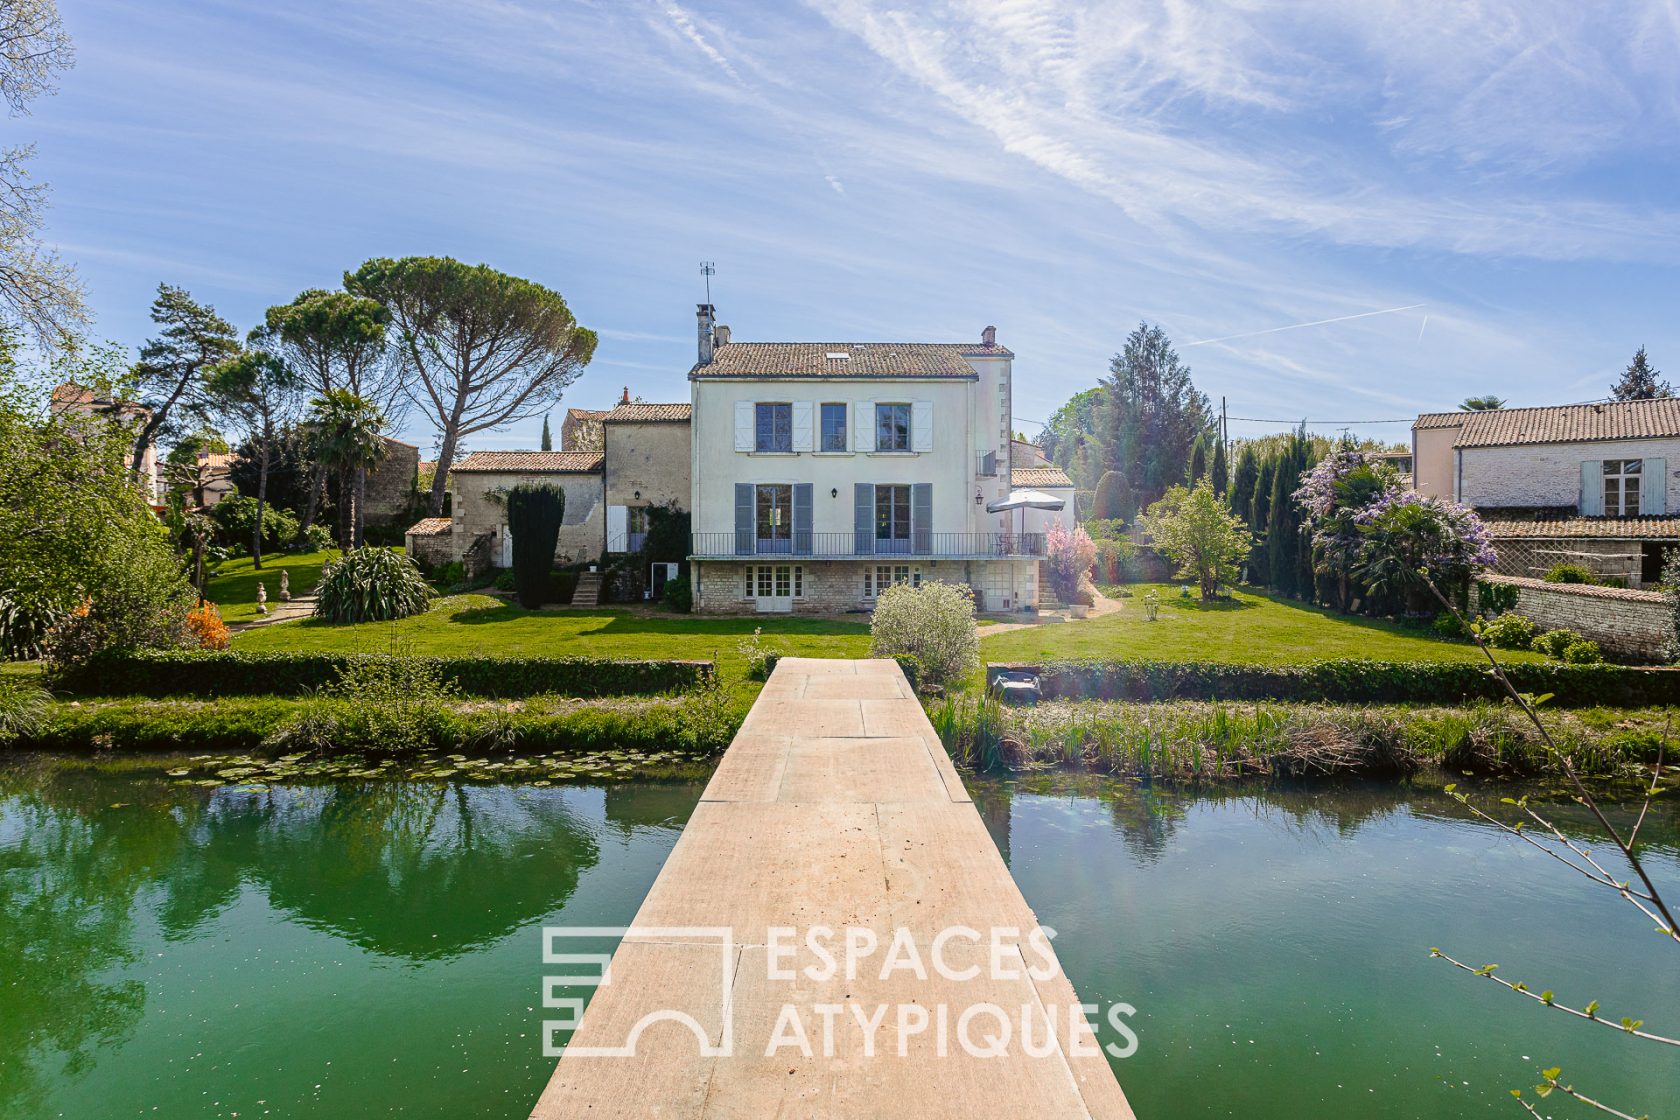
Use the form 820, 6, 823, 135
700, 260, 715, 305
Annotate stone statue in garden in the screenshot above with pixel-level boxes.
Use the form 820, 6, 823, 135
256, 581, 268, 615
279, 570, 290, 601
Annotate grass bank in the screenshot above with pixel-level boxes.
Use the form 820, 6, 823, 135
980, 583, 1547, 666
232, 593, 873, 677
930, 697, 1670, 783
205, 549, 342, 623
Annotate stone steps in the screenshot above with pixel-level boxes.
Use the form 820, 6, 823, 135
571, 571, 602, 607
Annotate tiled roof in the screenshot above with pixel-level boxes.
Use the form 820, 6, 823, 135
691, 341, 1009, 380
1419, 398, 1680, 447
567, 407, 611, 421
1011, 466, 1073, 488
603, 402, 691, 423
406, 517, 452, 537
1413, 411, 1466, 430
1483, 574, 1666, 603
450, 451, 604, 473
1482, 513, 1680, 539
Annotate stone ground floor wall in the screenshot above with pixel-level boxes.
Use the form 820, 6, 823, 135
406, 530, 455, 569
693, 558, 1040, 615
1476, 573, 1673, 662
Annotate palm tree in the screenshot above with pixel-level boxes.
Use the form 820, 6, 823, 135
1459, 395, 1505, 411
304, 389, 387, 549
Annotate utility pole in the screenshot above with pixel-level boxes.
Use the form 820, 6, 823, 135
1221, 396, 1228, 448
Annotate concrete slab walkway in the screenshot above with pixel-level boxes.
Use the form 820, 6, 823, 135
530, 657, 1134, 1119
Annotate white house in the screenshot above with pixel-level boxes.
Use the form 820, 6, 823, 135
1412, 399, 1680, 585
687, 305, 1043, 613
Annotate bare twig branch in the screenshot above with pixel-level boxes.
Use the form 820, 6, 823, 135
1431, 950, 1679, 1046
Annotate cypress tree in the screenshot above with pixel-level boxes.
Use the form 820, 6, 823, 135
1250, 458, 1274, 535
540, 413, 553, 451
1093, 470, 1130, 521
1189, 440, 1207, 485
1229, 445, 1257, 515
1211, 440, 1228, 499
1266, 461, 1294, 594
506, 483, 566, 608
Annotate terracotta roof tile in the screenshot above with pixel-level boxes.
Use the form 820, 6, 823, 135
1011, 466, 1073, 488
691, 341, 1009, 380
1482, 513, 1680, 539
603, 402, 691, 422
1433, 398, 1680, 447
450, 451, 604, 473
1413, 411, 1466, 430
406, 517, 453, 537
1483, 573, 1666, 603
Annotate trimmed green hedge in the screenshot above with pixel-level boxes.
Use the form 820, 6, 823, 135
19, 696, 737, 755
992, 659, 1680, 709
55, 650, 714, 699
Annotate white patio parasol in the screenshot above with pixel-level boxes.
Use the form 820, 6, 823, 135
985, 489, 1067, 609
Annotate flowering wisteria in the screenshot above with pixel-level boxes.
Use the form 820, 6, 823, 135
1353, 488, 1499, 573
1292, 448, 1370, 519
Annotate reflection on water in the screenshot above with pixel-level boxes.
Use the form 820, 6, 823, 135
0, 759, 701, 1119
972, 775, 1680, 1120
5, 757, 1676, 1120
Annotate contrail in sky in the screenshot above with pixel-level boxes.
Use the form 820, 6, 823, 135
1185, 303, 1426, 347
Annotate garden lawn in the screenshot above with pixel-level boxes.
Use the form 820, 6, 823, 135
233, 593, 874, 677
205, 549, 342, 623
981, 583, 1550, 666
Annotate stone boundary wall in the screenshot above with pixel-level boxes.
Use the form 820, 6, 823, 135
1478, 574, 1673, 662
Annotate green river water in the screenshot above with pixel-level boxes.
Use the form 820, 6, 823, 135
1, 758, 1675, 1118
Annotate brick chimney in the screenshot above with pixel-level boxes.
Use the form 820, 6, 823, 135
621, 385, 630, 404
696, 303, 716, 365
981, 325, 997, 347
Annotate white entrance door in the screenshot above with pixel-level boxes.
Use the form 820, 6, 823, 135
501, 525, 512, 568
753, 565, 794, 613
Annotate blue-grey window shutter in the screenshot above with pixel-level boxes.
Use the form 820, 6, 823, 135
912, 483, 932, 555
1579, 461, 1604, 516
854, 483, 874, 555
735, 483, 753, 555
1643, 458, 1667, 515
793, 483, 813, 555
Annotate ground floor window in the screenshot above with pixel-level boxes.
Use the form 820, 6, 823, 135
863, 564, 921, 599
745, 565, 803, 598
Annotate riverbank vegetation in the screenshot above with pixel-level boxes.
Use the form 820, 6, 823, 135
932, 697, 1671, 783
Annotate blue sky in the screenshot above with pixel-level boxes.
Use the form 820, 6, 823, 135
26, 0, 1680, 451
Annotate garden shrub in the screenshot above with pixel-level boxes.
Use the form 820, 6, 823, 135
54, 649, 715, 698
662, 575, 692, 613
278, 655, 457, 754
494, 570, 517, 592
431, 560, 466, 588
870, 580, 978, 690
185, 602, 230, 650
42, 535, 196, 672
1475, 579, 1520, 617
1476, 612, 1536, 650
1531, 628, 1580, 659
1431, 613, 1469, 639
1562, 638, 1603, 664
296, 524, 335, 552
737, 627, 778, 681
1015, 658, 1680, 708
0, 589, 58, 661
208, 496, 299, 552
1544, 563, 1594, 584
313, 547, 432, 622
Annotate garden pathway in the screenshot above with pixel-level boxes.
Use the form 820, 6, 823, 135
529, 656, 1134, 1119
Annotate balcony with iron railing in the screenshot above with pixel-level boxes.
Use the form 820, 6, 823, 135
689, 531, 1045, 560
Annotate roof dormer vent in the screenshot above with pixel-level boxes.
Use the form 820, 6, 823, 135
825, 351, 849, 360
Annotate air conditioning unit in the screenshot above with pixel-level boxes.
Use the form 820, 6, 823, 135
647, 561, 679, 599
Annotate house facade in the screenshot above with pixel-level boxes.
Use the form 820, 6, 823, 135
50, 382, 159, 501
602, 401, 693, 554
687, 305, 1042, 614
1412, 399, 1680, 586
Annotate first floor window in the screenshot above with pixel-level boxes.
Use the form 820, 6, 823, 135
755, 402, 792, 452
863, 565, 920, 598
875, 402, 911, 451
746, 565, 803, 598
821, 403, 848, 451
1604, 458, 1642, 516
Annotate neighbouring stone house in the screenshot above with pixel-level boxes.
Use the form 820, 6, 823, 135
1413, 398, 1680, 587
404, 407, 691, 577
50, 382, 159, 501
559, 407, 609, 451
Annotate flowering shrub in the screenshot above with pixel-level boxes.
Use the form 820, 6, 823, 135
1137, 483, 1252, 600
870, 580, 979, 690
1044, 524, 1097, 603
185, 602, 231, 650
